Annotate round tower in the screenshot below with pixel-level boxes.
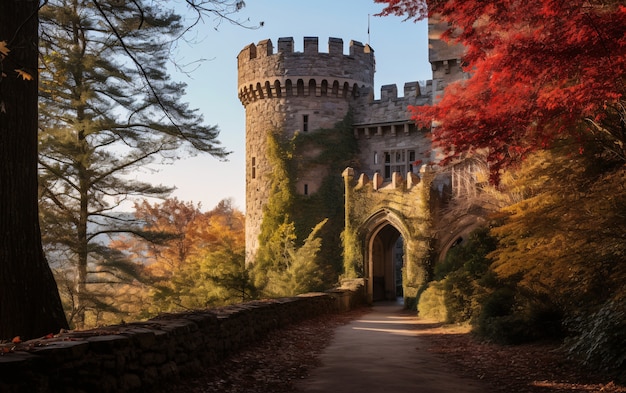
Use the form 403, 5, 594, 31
237, 36, 375, 264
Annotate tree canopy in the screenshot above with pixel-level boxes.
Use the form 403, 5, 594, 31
111, 198, 250, 315
377, 0, 626, 182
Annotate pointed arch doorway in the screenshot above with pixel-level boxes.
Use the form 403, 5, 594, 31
370, 224, 404, 301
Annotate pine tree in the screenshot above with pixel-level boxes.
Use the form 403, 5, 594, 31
37, 0, 233, 328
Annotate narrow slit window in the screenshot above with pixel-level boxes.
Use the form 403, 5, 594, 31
303, 114, 309, 132
251, 157, 256, 179
304, 184, 309, 195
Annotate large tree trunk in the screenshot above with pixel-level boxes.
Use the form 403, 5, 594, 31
0, 0, 69, 339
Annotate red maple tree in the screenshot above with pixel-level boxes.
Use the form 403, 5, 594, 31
376, 0, 626, 183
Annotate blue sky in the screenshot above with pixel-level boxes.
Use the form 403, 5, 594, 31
143, 1, 431, 212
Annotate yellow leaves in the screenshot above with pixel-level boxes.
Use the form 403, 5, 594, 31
0, 40, 9, 57
1, 40, 34, 81
15, 69, 33, 81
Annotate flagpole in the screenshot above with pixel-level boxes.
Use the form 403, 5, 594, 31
367, 14, 370, 45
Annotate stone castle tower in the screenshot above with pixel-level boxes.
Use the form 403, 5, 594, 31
237, 37, 376, 264
238, 20, 476, 304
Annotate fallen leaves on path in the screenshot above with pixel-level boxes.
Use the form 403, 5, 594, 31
423, 324, 626, 393
155, 308, 625, 393
154, 308, 368, 393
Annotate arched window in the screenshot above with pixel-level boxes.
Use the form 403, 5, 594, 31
308, 79, 316, 96
286, 79, 293, 96
332, 80, 339, 97
321, 80, 328, 96
352, 83, 360, 98
274, 80, 282, 97
264, 81, 272, 98
297, 79, 305, 96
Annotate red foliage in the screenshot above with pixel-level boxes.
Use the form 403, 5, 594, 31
376, 0, 626, 183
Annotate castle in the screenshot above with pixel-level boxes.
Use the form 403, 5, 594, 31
237, 19, 483, 305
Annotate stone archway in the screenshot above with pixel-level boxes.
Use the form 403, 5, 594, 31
435, 214, 487, 263
370, 224, 402, 301
359, 209, 412, 304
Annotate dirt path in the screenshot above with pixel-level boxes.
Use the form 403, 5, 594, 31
296, 301, 487, 393
155, 303, 625, 393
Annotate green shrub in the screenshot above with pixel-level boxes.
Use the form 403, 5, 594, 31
563, 295, 626, 380
476, 285, 563, 344
443, 270, 478, 323
418, 281, 447, 321
429, 227, 496, 324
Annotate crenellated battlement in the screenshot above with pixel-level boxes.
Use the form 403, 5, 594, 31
238, 36, 373, 61
237, 37, 375, 107
351, 81, 433, 130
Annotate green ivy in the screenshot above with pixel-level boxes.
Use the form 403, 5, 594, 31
255, 113, 359, 288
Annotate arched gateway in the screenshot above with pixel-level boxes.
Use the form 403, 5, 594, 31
342, 168, 437, 307
361, 211, 407, 302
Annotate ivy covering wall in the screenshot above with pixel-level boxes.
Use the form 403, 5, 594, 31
254, 114, 358, 291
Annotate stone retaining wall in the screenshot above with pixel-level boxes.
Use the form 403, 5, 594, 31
0, 283, 365, 393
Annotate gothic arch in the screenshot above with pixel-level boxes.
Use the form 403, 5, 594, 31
436, 214, 486, 263
360, 209, 411, 303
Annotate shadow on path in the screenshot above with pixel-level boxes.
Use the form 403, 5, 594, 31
296, 301, 487, 393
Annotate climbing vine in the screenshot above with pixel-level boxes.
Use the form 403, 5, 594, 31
255, 113, 359, 289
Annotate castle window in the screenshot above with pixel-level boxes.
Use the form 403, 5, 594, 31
303, 114, 309, 132
297, 79, 305, 96
274, 80, 282, 97
304, 184, 309, 195
251, 157, 256, 179
383, 149, 418, 179
374, 152, 378, 165
384, 152, 391, 179
265, 81, 272, 98
308, 79, 317, 96
321, 80, 328, 96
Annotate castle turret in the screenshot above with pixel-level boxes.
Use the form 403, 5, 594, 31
428, 15, 466, 102
237, 37, 375, 264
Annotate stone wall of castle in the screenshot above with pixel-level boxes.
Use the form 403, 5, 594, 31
352, 81, 435, 181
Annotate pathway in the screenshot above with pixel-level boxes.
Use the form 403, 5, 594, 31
297, 301, 487, 393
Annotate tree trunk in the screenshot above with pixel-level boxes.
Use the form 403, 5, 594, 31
0, 0, 69, 339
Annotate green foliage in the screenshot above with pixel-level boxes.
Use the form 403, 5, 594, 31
341, 227, 362, 279
256, 114, 359, 289
292, 114, 359, 279
427, 228, 496, 324
417, 281, 447, 322
152, 243, 252, 312
37, 0, 230, 328
563, 294, 626, 379
254, 131, 297, 288
435, 228, 497, 280
263, 219, 328, 297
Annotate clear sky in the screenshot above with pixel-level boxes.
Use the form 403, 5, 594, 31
142, 1, 432, 212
